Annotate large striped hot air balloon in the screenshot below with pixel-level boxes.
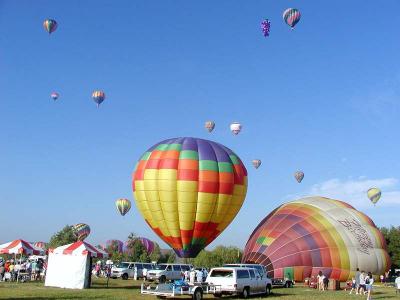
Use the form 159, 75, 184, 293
43, 19, 58, 34
242, 197, 391, 282
115, 198, 131, 216
132, 137, 248, 258
283, 8, 301, 29
73, 223, 91, 241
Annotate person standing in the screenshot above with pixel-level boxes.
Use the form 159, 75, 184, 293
317, 271, 325, 291
359, 271, 366, 295
395, 272, 400, 294
365, 272, 374, 300
355, 268, 361, 294
0, 263, 4, 282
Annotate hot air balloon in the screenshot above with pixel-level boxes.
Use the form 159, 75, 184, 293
261, 19, 271, 37
105, 239, 123, 253
230, 122, 242, 135
283, 8, 301, 29
205, 121, 215, 133
115, 198, 131, 216
367, 188, 381, 205
73, 223, 91, 241
92, 90, 105, 107
43, 19, 58, 34
252, 159, 261, 169
132, 137, 248, 258
294, 171, 304, 183
242, 197, 391, 282
51, 92, 59, 101
33, 242, 46, 249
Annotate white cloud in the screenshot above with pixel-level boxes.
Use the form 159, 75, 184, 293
285, 177, 400, 209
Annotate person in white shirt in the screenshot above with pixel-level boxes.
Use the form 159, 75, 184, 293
317, 271, 325, 291
196, 269, 203, 283
395, 273, 400, 294
359, 271, 366, 295
365, 272, 374, 300
189, 269, 196, 285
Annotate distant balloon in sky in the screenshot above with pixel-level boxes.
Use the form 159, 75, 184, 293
367, 188, 381, 205
51, 92, 59, 101
73, 223, 90, 241
294, 171, 304, 183
252, 159, 261, 169
92, 90, 106, 107
205, 121, 215, 133
43, 19, 58, 34
230, 122, 242, 135
115, 198, 131, 216
283, 8, 301, 29
261, 19, 271, 37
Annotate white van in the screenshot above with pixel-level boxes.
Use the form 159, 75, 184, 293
206, 267, 272, 298
111, 262, 155, 280
146, 263, 192, 283
223, 263, 269, 279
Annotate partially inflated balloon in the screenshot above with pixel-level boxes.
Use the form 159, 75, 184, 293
283, 8, 301, 29
116, 198, 131, 216
252, 159, 261, 169
43, 19, 58, 34
132, 137, 248, 258
92, 91, 105, 107
205, 121, 215, 133
105, 239, 123, 253
51, 92, 59, 101
33, 242, 46, 249
261, 19, 271, 37
242, 197, 390, 281
367, 188, 381, 205
294, 171, 304, 183
73, 223, 91, 241
230, 122, 242, 135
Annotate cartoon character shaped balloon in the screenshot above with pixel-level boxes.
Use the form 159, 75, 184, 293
261, 19, 271, 37
132, 137, 248, 257
294, 171, 304, 183
115, 198, 131, 216
92, 90, 106, 107
73, 223, 91, 241
205, 121, 215, 133
43, 19, 58, 34
230, 122, 242, 135
367, 188, 381, 205
283, 8, 301, 29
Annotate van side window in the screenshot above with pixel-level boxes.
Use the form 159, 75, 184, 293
173, 265, 181, 271
237, 270, 250, 279
181, 265, 190, 271
136, 263, 143, 270
166, 265, 172, 271
249, 269, 256, 279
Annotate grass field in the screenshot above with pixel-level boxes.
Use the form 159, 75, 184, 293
0, 278, 397, 300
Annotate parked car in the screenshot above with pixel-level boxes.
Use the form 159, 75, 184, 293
206, 267, 272, 298
146, 263, 193, 283
111, 262, 155, 280
272, 278, 294, 288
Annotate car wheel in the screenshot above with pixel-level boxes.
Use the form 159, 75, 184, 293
192, 288, 203, 300
122, 273, 128, 280
241, 287, 249, 299
159, 275, 166, 283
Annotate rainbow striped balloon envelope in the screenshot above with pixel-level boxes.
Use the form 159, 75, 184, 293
132, 137, 248, 258
242, 197, 391, 281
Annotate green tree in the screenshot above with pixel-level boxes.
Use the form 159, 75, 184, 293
48, 225, 77, 249
192, 246, 242, 268
149, 244, 162, 263
380, 226, 400, 269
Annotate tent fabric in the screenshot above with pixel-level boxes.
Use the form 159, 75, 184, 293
45, 252, 90, 289
0, 239, 44, 255
49, 241, 108, 258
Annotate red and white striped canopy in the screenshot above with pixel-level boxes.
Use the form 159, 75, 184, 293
50, 241, 108, 258
0, 239, 45, 255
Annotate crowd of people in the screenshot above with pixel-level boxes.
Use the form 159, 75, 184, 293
348, 269, 374, 299
0, 258, 46, 282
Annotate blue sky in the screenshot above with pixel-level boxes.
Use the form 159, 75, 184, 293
1, 1, 400, 249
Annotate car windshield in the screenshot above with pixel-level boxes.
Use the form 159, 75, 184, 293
115, 263, 129, 268
154, 264, 167, 270
210, 270, 233, 278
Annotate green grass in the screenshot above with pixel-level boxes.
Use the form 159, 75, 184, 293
0, 278, 397, 299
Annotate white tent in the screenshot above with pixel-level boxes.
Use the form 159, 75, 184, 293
45, 241, 108, 289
